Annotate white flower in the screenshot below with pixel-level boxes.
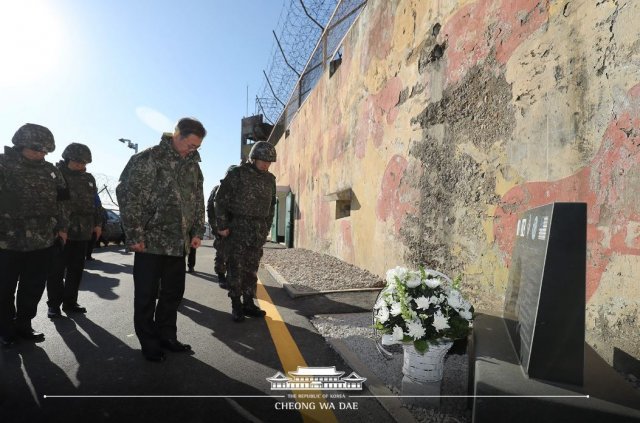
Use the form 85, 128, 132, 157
392, 325, 404, 341
447, 290, 473, 314
425, 277, 442, 288
405, 271, 422, 288
406, 320, 426, 339
376, 266, 473, 344
414, 296, 431, 310
460, 298, 472, 311
374, 296, 386, 310
459, 309, 473, 320
447, 290, 463, 310
432, 310, 450, 331
376, 306, 390, 323
383, 283, 396, 294
386, 266, 408, 284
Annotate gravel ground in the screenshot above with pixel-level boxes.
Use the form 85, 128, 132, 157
262, 247, 384, 292
262, 246, 470, 423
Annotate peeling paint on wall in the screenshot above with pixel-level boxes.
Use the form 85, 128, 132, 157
402, 65, 514, 285
442, 0, 548, 84
270, 0, 640, 365
377, 154, 415, 234
495, 84, 640, 302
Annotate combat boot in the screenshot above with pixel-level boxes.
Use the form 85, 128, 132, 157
243, 295, 266, 318
231, 297, 245, 322
218, 273, 228, 289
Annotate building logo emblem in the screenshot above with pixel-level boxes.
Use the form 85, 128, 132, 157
267, 366, 366, 391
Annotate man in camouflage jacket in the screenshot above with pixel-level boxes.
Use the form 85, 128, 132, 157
0, 124, 68, 346
116, 117, 206, 362
46, 143, 103, 318
215, 141, 276, 322
207, 183, 228, 288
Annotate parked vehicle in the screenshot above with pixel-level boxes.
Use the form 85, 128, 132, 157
99, 208, 125, 246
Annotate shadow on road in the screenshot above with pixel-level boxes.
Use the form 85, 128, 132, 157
80, 271, 121, 301
0, 313, 298, 423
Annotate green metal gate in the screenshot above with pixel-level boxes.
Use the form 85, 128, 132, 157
270, 197, 279, 242
285, 192, 294, 248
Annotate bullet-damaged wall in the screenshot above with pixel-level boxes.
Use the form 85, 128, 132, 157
269, 0, 640, 368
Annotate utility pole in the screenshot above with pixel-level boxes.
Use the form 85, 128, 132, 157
118, 138, 138, 154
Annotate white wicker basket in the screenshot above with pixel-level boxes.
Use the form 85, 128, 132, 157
402, 341, 453, 383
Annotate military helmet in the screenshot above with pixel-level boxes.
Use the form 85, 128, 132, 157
12, 123, 56, 153
249, 141, 277, 162
62, 143, 92, 164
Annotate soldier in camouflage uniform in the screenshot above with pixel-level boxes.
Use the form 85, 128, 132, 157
0, 124, 69, 346
46, 143, 103, 318
207, 184, 228, 288
116, 117, 206, 362
215, 141, 276, 322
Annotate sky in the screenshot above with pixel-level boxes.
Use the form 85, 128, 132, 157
0, 0, 285, 207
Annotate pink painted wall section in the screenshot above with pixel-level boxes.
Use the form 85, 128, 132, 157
375, 77, 402, 128
355, 77, 402, 158
443, 0, 548, 84
494, 85, 640, 301
362, 1, 394, 70
376, 155, 416, 234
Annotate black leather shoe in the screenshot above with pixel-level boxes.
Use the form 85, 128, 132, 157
242, 295, 266, 318
0, 335, 15, 347
187, 267, 194, 273
160, 339, 192, 352
142, 349, 166, 362
63, 304, 87, 313
231, 308, 245, 322
17, 329, 45, 342
243, 303, 266, 318
48, 306, 62, 318
217, 274, 228, 289
231, 297, 245, 322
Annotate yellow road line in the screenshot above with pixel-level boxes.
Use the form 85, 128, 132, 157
256, 280, 338, 423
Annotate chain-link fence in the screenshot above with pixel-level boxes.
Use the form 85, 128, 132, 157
256, 0, 367, 144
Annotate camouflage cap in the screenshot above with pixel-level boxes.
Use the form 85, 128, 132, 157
12, 123, 56, 153
62, 142, 92, 164
249, 141, 277, 162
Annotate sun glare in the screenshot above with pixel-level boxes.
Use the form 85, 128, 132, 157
0, 1, 66, 88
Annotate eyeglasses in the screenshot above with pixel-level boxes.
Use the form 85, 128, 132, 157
180, 137, 201, 151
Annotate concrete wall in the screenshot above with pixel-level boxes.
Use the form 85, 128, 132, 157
270, 0, 640, 366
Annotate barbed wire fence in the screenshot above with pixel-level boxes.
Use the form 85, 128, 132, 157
255, 0, 367, 142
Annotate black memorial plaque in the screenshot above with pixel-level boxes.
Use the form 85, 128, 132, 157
503, 202, 586, 385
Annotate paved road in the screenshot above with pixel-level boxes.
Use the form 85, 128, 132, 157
0, 241, 392, 423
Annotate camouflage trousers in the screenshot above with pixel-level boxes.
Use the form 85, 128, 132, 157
225, 242, 263, 299
213, 235, 228, 276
